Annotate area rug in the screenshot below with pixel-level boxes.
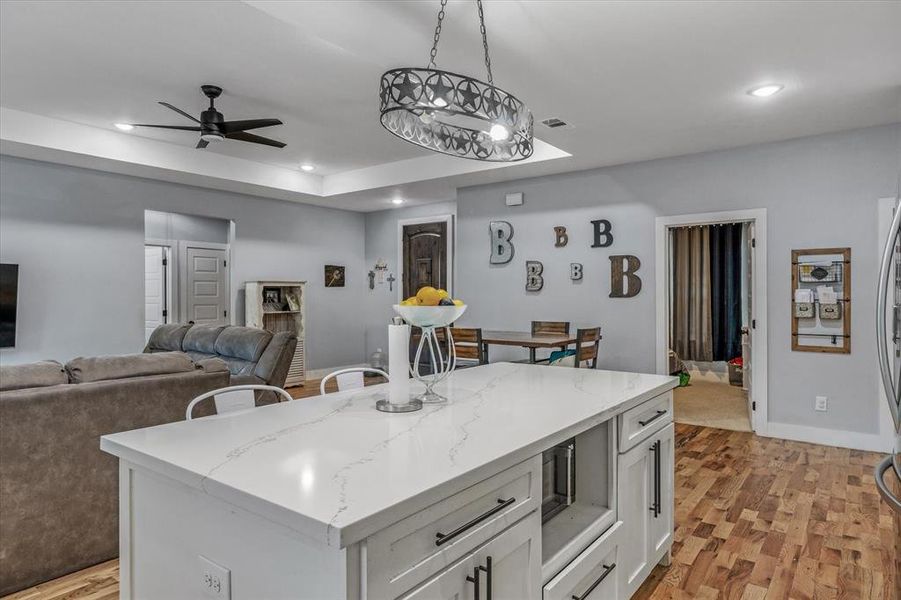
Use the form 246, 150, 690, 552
673, 379, 752, 432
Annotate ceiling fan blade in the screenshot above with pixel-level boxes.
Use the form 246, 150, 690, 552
196, 139, 209, 149
131, 124, 202, 131
158, 102, 201, 123
225, 131, 286, 148
219, 118, 283, 134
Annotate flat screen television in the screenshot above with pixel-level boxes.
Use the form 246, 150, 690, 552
0, 264, 19, 348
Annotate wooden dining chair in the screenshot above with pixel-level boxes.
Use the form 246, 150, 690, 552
529, 321, 571, 363
570, 327, 602, 369
452, 327, 486, 367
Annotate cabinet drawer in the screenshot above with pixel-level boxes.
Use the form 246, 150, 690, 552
543, 521, 622, 600
618, 392, 673, 453
367, 456, 541, 599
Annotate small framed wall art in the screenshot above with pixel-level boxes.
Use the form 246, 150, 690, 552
325, 265, 346, 288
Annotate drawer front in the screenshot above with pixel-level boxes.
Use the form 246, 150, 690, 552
367, 456, 541, 599
543, 521, 622, 600
618, 392, 673, 453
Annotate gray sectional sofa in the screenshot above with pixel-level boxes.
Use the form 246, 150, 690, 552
0, 353, 230, 595
144, 323, 297, 402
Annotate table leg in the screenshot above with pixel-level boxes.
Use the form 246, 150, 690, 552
482, 343, 489, 364
529, 347, 536, 363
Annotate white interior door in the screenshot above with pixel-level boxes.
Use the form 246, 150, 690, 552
144, 246, 167, 342
184, 246, 229, 325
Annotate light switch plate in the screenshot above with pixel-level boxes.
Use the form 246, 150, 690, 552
505, 192, 523, 206
199, 555, 231, 599
815, 396, 828, 412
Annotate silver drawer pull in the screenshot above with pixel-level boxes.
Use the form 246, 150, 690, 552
435, 498, 516, 547
571, 563, 616, 600
638, 410, 667, 427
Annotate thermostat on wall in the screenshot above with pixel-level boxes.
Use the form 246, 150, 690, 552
505, 192, 523, 206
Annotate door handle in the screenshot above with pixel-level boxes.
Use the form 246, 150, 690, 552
466, 565, 480, 600
649, 439, 661, 517
571, 563, 617, 600
435, 498, 515, 546
639, 410, 667, 427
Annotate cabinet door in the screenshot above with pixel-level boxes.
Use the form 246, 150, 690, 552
648, 424, 674, 559
616, 439, 651, 598
401, 512, 540, 600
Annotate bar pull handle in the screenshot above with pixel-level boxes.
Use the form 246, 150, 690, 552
571, 563, 617, 600
479, 556, 492, 600
466, 565, 480, 600
639, 410, 667, 427
649, 439, 661, 517
436, 498, 516, 546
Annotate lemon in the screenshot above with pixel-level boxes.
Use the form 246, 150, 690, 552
453, 299, 464, 306
436, 289, 450, 299
416, 286, 441, 306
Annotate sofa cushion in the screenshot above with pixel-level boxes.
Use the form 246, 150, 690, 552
214, 326, 272, 363
0, 360, 68, 392
145, 323, 192, 352
182, 324, 227, 354
66, 352, 195, 384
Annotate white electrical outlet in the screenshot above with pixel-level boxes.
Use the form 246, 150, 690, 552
815, 396, 828, 412
199, 555, 231, 599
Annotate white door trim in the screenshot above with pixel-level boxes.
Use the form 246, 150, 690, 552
178, 240, 232, 325
655, 208, 768, 434
396, 214, 455, 303
145, 238, 176, 323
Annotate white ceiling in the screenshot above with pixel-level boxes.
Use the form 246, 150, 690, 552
1, 0, 899, 211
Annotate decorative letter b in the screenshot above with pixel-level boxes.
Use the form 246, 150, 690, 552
554, 226, 569, 247
526, 261, 544, 292
489, 221, 514, 264
591, 219, 613, 248
610, 255, 642, 298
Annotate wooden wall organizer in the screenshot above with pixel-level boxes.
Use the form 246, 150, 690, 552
791, 247, 850, 354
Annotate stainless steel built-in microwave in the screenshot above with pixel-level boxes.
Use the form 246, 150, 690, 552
542, 438, 575, 522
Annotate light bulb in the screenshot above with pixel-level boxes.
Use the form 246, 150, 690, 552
489, 123, 510, 141
419, 111, 436, 124
433, 97, 448, 108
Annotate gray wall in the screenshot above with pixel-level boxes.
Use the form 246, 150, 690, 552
453, 124, 901, 435
363, 201, 457, 359
0, 155, 367, 369
144, 209, 230, 244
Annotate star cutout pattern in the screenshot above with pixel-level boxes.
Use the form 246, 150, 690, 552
392, 72, 422, 105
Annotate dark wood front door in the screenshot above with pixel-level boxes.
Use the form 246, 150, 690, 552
403, 221, 447, 299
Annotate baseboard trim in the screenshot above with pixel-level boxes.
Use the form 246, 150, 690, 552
762, 422, 892, 453
305, 363, 370, 380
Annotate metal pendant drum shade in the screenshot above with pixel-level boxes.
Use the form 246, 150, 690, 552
378, 0, 534, 162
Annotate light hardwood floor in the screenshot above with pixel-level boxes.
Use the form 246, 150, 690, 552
3, 385, 895, 600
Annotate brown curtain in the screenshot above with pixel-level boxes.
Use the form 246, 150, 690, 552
672, 226, 713, 361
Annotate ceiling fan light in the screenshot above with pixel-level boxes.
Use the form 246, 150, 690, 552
201, 133, 224, 142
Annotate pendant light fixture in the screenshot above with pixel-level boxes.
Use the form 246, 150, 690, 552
379, 0, 533, 162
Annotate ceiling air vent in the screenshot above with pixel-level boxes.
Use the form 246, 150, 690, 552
541, 117, 568, 129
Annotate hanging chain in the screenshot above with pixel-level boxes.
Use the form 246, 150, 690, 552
476, 0, 493, 85
428, 0, 449, 69
427, 0, 494, 85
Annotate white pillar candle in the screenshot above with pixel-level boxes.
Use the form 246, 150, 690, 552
388, 323, 411, 405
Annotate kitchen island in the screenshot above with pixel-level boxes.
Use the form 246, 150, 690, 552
101, 362, 678, 599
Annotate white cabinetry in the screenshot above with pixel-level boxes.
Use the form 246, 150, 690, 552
399, 506, 541, 600
617, 420, 674, 599
245, 280, 305, 386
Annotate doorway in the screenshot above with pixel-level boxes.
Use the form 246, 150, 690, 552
144, 210, 233, 329
655, 209, 768, 434
398, 215, 453, 300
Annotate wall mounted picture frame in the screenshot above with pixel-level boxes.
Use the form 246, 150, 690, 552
325, 265, 346, 288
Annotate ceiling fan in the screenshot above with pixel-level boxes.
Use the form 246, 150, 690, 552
128, 85, 286, 149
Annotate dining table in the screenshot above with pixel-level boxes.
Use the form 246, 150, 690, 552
480, 329, 578, 363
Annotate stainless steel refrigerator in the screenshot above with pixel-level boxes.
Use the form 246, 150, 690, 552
876, 198, 901, 598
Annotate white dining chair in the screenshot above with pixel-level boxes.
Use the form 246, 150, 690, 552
185, 384, 293, 420
319, 367, 389, 395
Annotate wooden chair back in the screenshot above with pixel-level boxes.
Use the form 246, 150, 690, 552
531, 320, 571, 336
452, 327, 485, 364
573, 327, 602, 369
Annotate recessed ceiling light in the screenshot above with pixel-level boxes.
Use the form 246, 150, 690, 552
300, 164, 315, 172
392, 198, 404, 205
747, 84, 784, 98
114, 123, 134, 131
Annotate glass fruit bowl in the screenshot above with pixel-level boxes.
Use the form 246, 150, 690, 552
393, 304, 467, 403
392, 304, 467, 328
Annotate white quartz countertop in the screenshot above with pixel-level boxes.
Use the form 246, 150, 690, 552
101, 363, 677, 548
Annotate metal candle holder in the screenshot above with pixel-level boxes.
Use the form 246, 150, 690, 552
411, 326, 456, 403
